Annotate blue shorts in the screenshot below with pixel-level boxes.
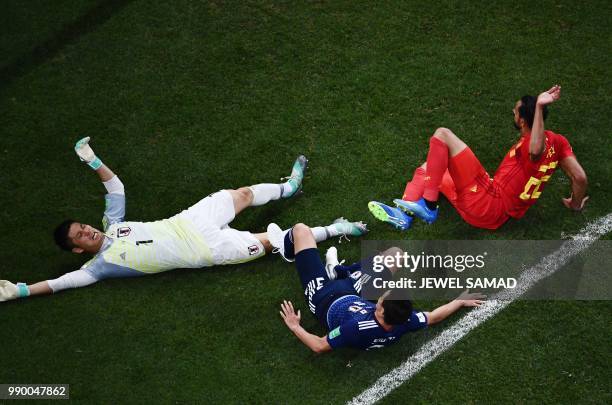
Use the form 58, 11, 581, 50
294, 248, 391, 327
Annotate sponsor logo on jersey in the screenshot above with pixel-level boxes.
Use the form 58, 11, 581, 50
117, 227, 131, 237
329, 327, 341, 339
120, 252, 126, 261
248, 244, 260, 255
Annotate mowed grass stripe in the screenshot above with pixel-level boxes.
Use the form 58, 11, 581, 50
349, 213, 612, 405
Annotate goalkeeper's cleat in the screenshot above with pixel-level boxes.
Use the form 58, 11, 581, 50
368, 201, 413, 231
333, 217, 368, 237
281, 155, 308, 198
267, 223, 295, 262
325, 246, 346, 281
394, 198, 438, 224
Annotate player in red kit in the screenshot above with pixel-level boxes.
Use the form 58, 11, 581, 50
368, 85, 588, 230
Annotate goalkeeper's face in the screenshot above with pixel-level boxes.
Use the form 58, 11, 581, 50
67, 222, 105, 254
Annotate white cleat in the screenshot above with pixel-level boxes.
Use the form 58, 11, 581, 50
325, 246, 346, 280
267, 223, 294, 262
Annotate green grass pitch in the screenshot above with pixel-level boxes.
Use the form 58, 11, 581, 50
1, 0, 611, 403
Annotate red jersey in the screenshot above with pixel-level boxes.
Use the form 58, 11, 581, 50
494, 130, 574, 219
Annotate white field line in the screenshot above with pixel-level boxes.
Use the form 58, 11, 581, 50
349, 213, 612, 405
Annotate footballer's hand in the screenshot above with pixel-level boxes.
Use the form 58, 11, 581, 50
537, 84, 561, 106
280, 300, 302, 331
456, 289, 486, 307
562, 195, 589, 211
74, 137, 102, 170
0, 280, 19, 302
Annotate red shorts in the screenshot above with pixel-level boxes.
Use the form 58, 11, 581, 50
439, 148, 509, 230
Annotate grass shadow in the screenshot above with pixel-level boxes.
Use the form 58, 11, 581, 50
0, 0, 134, 91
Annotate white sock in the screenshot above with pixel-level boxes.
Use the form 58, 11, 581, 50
311, 225, 341, 242
311, 227, 328, 242
249, 184, 282, 206
280, 181, 296, 198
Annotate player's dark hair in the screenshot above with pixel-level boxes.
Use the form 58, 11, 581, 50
54, 219, 76, 251
518, 95, 548, 129
381, 290, 413, 325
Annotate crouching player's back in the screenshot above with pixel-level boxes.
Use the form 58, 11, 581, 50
278, 223, 485, 352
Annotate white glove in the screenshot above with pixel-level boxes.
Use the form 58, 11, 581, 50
74, 137, 103, 170
0, 280, 19, 302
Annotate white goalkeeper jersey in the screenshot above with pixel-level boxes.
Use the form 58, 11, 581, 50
80, 193, 213, 280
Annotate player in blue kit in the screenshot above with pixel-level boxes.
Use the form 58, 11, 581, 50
271, 224, 486, 352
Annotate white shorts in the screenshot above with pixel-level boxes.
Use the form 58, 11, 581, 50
176, 190, 265, 265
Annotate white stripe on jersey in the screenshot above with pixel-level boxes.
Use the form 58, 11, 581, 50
358, 321, 378, 330
353, 273, 372, 293
358, 320, 376, 326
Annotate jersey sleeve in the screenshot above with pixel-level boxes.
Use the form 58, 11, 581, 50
404, 310, 428, 332
46, 269, 98, 292
326, 320, 360, 349
556, 134, 574, 160
102, 193, 125, 231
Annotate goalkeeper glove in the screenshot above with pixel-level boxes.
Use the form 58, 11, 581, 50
74, 137, 103, 170
0, 280, 29, 302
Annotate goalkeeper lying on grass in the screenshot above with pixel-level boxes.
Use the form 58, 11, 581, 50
270, 223, 485, 352
0, 138, 367, 302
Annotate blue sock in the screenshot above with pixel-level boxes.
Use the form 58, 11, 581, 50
284, 229, 296, 260
335, 262, 362, 279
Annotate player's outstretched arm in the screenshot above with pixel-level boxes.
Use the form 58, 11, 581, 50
280, 300, 332, 353
0, 279, 53, 301
559, 156, 589, 211
0, 270, 98, 302
425, 290, 486, 325
74, 137, 121, 185
530, 85, 561, 161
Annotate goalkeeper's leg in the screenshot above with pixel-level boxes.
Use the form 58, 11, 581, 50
230, 155, 308, 216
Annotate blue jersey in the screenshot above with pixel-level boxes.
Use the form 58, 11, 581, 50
325, 295, 428, 350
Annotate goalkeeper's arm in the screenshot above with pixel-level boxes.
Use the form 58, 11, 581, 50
74, 137, 124, 189
0, 270, 99, 302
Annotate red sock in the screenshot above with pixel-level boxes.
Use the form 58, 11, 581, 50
423, 136, 449, 201
402, 167, 426, 201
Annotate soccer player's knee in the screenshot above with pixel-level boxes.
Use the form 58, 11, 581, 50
292, 223, 311, 240
433, 127, 452, 141
236, 187, 253, 203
